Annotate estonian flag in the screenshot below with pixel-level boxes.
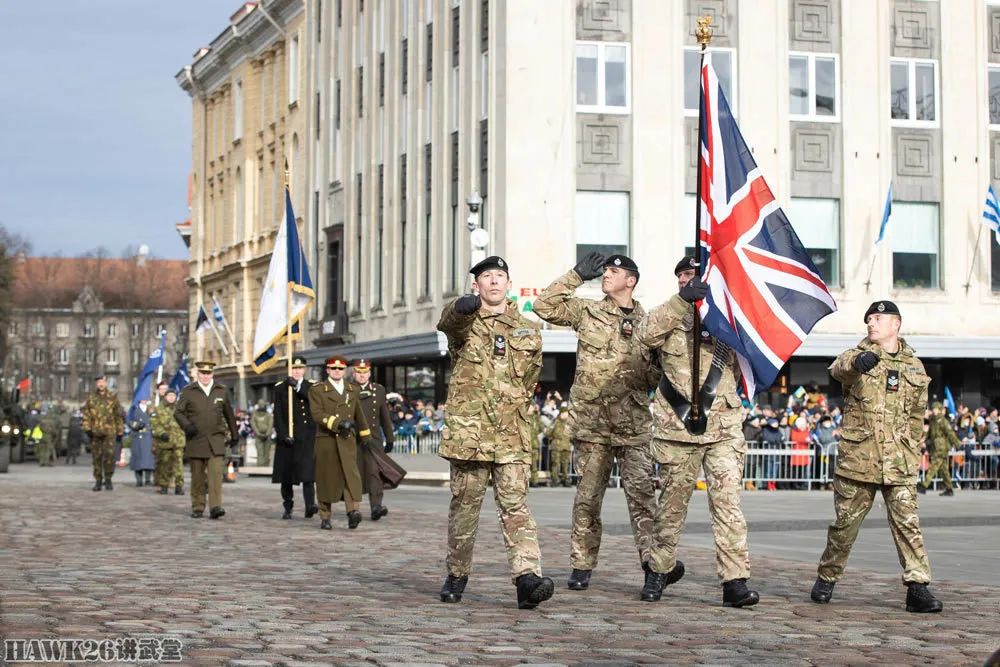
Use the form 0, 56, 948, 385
251, 186, 314, 373
195, 304, 213, 334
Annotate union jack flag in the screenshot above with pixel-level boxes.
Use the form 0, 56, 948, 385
696, 58, 836, 397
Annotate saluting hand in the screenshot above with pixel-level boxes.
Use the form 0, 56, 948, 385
454, 294, 481, 314
679, 276, 708, 303
573, 251, 606, 281
853, 351, 879, 373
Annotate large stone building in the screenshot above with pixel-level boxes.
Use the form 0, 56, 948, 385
178, 0, 1000, 409
5, 254, 189, 405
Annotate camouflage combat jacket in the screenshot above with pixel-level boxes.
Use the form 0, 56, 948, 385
533, 270, 656, 447
545, 417, 573, 452
437, 298, 542, 464
638, 295, 744, 446
150, 403, 185, 450
927, 414, 958, 458
830, 338, 930, 485
81, 388, 124, 438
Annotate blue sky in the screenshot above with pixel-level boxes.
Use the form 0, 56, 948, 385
0, 1, 237, 260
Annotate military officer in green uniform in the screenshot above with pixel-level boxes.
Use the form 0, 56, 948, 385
351, 358, 396, 520
437, 256, 554, 610
533, 251, 658, 593
811, 300, 942, 613
545, 408, 573, 486
174, 362, 238, 519
252, 398, 274, 467
527, 403, 544, 486
82, 373, 124, 491
918, 402, 958, 496
151, 388, 186, 495
637, 258, 757, 607
308, 355, 374, 530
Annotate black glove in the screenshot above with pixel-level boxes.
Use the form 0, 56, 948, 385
157, 432, 170, 442
183, 425, 198, 439
573, 251, 606, 281
85, 430, 94, 439
454, 294, 481, 315
853, 351, 879, 373
336, 419, 356, 436
679, 276, 708, 303
383, 440, 394, 454
282, 436, 295, 447
286, 376, 297, 386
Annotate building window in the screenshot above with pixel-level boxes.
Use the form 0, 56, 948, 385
375, 164, 385, 309
337, 0, 342, 27
58, 348, 69, 365
32, 348, 44, 363
992, 231, 1000, 291
426, 23, 433, 81
8, 322, 16, 336
576, 41, 630, 114
131, 349, 140, 366
326, 227, 343, 316
479, 118, 488, 203
789, 53, 838, 121
402, 38, 409, 95
423, 143, 432, 297
399, 153, 408, 303
131, 323, 141, 337
83, 348, 95, 364
106, 348, 118, 365
576, 191, 629, 262
55, 322, 69, 338
358, 66, 364, 117
452, 6, 460, 66
450, 131, 459, 293
786, 198, 841, 287
107, 323, 117, 338
480, 0, 488, 52
58, 375, 67, 394
379, 52, 386, 106
892, 202, 939, 289
234, 79, 244, 141
684, 47, 736, 115
988, 65, 1000, 127
890, 58, 937, 125
30, 320, 44, 336
356, 173, 363, 310
289, 33, 300, 104
83, 323, 95, 338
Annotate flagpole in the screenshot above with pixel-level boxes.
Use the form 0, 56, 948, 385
686, 15, 713, 436
285, 160, 294, 441
964, 215, 985, 293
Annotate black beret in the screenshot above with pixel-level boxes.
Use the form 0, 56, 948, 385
603, 254, 639, 274
864, 300, 900, 322
470, 255, 509, 277
674, 255, 698, 276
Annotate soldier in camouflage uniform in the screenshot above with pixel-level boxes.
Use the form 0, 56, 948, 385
82, 373, 125, 491
637, 258, 758, 607
527, 403, 544, 486
252, 399, 274, 467
151, 388, 186, 495
918, 402, 957, 496
533, 251, 658, 592
36, 410, 59, 466
437, 256, 555, 610
545, 408, 573, 486
811, 300, 942, 613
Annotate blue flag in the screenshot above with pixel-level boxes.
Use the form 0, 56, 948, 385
169, 359, 191, 394
943, 386, 956, 417
131, 333, 166, 409
875, 182, 892, 245
983, 184, 1000, 245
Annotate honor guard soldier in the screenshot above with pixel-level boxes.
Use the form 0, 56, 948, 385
272, 357, 319, 520
533, 251, 659, 593
811, 301, 943, 613
351, 359, 396, 520
308, 355, 374, 530
437, 256, 554, 610
174, 361, 238, 519
638, 257, 758, 607
82, 373, 124, 491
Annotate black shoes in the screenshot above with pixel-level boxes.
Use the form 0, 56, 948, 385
209, 507, 226, 519
320, 519, 332, 530
916, 484, 927, 494
191, 510, 204, 518
103, 479, 113, 491
305, 505, 319, 519
175, 486, 184, 495
905, 582, 943, 613
810, 578, 835, 603
159, 487, 169, 495
439, 575, 469, 603
92, 480, 103, 492
347, 510, 362, 529
722, 578, 760, 608
940, 488, 954, 497
640, 561, 686, 602
282, 507, 293, 520
371, 505, 389, 521
516, 573, 554, 610
567, 569, 592, 591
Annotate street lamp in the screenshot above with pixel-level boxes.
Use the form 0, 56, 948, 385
466, 191, 488, 266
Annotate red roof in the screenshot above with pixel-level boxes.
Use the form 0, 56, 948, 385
12, 256, 189, 311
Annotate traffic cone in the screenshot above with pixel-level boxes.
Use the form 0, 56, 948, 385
225, 461, 237, 483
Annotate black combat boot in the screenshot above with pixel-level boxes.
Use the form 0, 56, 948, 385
175, 486, 184, 495
640, 561, 685, 602
135, 472, 143, 487
209, 507, 226, 519
371, 505, 389, 521
939, 488, 954, 497
347, 510, 362, 529
190, 510, 204, 518
515, 573, 554, 609
722, 578, 760, 608
92, 479, 103, 492
320, 519, 332, 530
159, 487, 168, 495
103, 479, 113, 491
305, 505, 318, 519
810, 578, 835, 603
282, 501, 293, 520
905, 582, 943, 613
567, 569, 592, 591
916, 484, 927, 494
439, 574, 468, 603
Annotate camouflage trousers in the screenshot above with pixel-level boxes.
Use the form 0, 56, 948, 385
446, 459, 541, 582
530, 446, 541, 485
648, 437, 750, 582
154, 447, 185, 488
922, 454, 953, 491
570, 441, 656, 571
817, 475, 931, 584
550, 449, 572, 486
90, 436, 117, 481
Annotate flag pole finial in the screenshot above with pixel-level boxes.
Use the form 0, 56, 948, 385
696, 15, 713, 49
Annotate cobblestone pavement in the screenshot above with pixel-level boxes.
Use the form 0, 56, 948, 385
1, 462, 998, 666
